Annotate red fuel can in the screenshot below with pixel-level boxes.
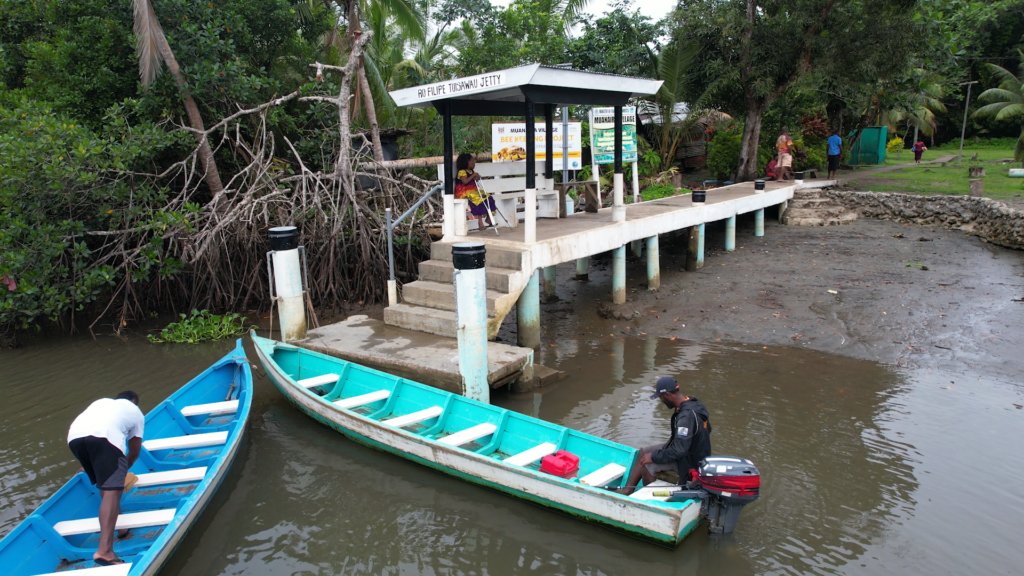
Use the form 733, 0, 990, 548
540, 450, 580, 478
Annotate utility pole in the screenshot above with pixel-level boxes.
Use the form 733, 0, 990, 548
958, 81, 979, 165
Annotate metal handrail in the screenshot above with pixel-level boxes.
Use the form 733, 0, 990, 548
387, 183, 444, 286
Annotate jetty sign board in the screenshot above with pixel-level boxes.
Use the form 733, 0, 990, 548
409, 72, 507, 104
491, 122, 583, 168
590, 106, 637, 164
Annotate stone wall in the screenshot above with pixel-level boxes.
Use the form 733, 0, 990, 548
822, 190, 1024, 250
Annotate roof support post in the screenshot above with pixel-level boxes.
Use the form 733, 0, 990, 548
544, 104, 554, 191
524, 98, 537, 243
442, 100, 455, 238
612, 105, 626, 222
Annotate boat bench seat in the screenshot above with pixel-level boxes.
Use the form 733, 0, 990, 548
143, 431, 227, 452
579, 463, 627, 487
298, 374, 340, 388
180, 400, 238, 417
438, 423, 497, 447
383, 406, 443, 428
334, 390, 390, 409
134, 467, 208, 488
38, 564, 132, 576
504, 442, 557, 467
53, 509, 176, 536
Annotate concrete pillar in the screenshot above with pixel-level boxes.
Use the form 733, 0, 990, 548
453, 198, 468, 236
631, 160, 641, 203
646, 235, 660, 290
631, 239, 642, 258
725, 215, 736, 252
576, 257, 589, 281
697, 223, 705, 268
778, 200, 788, 221
269, 226, 306, 342
612, 245, 626, 304
755, 209, 765, 237
612, 173, 626, 222
542, 265, 557, 299
517, 270, 540, 349
452, 242, 488, 403
685, 226, 704, 271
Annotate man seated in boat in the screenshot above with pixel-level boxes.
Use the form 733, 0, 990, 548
67, 390, 144, 566
615, 377, 711, 495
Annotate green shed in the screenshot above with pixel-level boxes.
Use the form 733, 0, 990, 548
849, 126, 888, 165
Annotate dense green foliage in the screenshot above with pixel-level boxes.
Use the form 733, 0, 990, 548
147, 309, 251, 343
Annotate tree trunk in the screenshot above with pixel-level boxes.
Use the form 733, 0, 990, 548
737, 104, 765, 181
357, 63, 384, 163
149, 3, 224, 198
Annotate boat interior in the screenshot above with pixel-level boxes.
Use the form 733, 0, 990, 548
269, 342, 684, 502
0, 346, 249, 576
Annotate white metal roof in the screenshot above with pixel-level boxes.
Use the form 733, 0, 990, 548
389, 64, 663, 110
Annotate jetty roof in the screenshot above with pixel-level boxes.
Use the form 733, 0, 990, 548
389, 64, 663, 115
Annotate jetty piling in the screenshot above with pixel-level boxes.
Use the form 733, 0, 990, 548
268, 226, 307, 341
612, 245, 627, 304
755, 209, 765, 237
517, 270, 541, 349
725, 215, 736, 252
646, 236, 660, 290
453, 242, 489, 403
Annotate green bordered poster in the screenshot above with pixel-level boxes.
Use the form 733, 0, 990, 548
590, 106, 637, 165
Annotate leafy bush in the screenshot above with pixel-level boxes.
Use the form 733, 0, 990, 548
706, 129, 742, 180
799, 114, 830, 141
642, 184, 681, 201
148, 310, 252, 343
887, 137, 904, 155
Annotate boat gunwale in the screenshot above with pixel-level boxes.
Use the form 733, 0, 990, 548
251, 334, 700, 544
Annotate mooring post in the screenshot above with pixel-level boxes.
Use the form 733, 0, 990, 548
268, 226, 307, 341
725, 215, 736, 252
779, 200, 788, 221
646, 236, 660, 290
755, 209, 765, 237
542, 265, 557, 300
631, 240, 642, 258
452, 242, 489, 402
576, 257, 589, 281
612, 245, 626, 304
517, 270, 541, 349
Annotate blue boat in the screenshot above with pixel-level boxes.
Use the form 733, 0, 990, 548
0, 339, 252, 576
251, 332, 706, 546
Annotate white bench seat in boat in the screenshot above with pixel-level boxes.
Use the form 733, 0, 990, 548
438, 423, 497, 447
579, 463, 627, 487
38, 564, 131, 576
383, 406, 443, 428
629, 479, 676, 501
297, 374, 340, 388
334, 390, 390, 409
504, 442, 557, 467
53, 508, 176, 536
143, 431, 227, 452
180, 400, 238, 417
134, 467, 208, 488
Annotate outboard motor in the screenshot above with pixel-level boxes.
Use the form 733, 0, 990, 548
665, 456, 761, 534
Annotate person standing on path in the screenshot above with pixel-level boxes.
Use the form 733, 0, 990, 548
775, 127, 796, 181
613, 377, 712, 495
67, 391, 144, 566
827, 131, 843, 179
912, 140, 928, 163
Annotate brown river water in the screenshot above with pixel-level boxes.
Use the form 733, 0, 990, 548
2, 333, 1022, 575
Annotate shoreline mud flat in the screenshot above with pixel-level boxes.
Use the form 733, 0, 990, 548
498, 214, 1024, 378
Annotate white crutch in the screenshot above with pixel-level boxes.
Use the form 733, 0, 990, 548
475, 179, 503, 236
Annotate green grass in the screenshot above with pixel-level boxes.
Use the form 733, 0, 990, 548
881, 140, 1019, 166
847, 146, 1024, 199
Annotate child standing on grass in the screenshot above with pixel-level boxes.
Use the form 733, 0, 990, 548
913, 140, 927, 163
455, 153, 496, 229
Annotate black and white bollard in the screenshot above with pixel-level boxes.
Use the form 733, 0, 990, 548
268, 226, 307, 341
453, 242, 489, 403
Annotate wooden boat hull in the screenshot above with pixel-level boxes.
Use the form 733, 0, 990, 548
252, 335, 701, 546
0, 339, 252, 576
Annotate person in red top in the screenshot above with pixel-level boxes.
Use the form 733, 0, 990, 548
775, 127, 796, 181
766, 158, 778, 180
912, 140, 927, 163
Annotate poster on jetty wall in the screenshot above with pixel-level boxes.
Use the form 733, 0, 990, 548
491, 122, 583, 169
590, 106, 637, 164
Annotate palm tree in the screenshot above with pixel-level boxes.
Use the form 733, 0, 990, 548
132, 0, 224, 198
644, 38, 704, 170
973, 50, 1024, 167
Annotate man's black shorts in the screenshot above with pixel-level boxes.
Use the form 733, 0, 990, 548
69, 436, 128, 491
828, 154, 841, 172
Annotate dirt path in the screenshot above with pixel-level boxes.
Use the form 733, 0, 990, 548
498, 214, 1024, 378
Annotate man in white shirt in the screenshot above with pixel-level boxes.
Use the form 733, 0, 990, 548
67, 390, 145, 566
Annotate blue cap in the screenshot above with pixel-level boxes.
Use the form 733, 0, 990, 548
650, 376, 679, 399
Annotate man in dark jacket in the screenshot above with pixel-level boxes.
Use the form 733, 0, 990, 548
615, 377, 711, 495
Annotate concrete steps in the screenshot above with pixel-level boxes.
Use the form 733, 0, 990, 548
383, 242, 531, 340
782, 189, 858, 227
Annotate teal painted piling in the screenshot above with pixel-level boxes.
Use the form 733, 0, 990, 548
755, 209, 764, 237
725, 215, 736, 252
517, 270, 540, 349
612, 245, 626, 305
697, 223, 705, 268
542, 266, 556, 299
646, 236, 660, 290
576, 257, 589, 281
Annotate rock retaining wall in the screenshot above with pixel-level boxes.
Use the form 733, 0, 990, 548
823, 190, 1024, 250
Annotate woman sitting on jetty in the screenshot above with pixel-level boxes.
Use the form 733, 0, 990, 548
455, 153, 497, 229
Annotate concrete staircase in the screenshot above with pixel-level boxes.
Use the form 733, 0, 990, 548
383, 242, 530, 339
782, 188, 858, 226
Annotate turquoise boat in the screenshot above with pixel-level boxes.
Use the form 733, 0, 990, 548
251, 332, 703, 546
0, 339, 252, 576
